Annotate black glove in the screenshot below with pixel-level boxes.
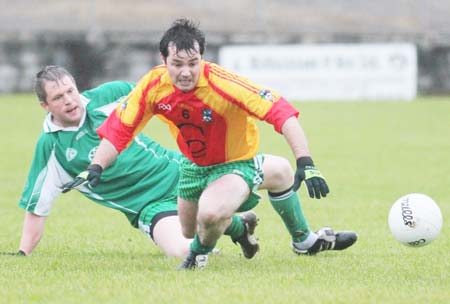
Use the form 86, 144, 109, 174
0, 250, 26, 256
293, 156, 329, 199
62, 164, 103, 193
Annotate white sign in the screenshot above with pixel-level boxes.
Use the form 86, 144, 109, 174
219, 44, 417, 101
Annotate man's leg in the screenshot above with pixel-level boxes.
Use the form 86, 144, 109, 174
260, 154, 357, 254
152, 215, 192, 257
196, 173, 250, 250
260, 155, 313, 243
178, 196, 258, 259
137, 200, 192, 258
179, 174, 250, 270
177, 198, 199, 239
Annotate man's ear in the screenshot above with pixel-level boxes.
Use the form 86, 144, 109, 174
160, 53, 166, 64
40, 101, 49, 112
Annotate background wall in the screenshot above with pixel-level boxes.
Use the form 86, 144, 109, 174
1, 0, 449, 95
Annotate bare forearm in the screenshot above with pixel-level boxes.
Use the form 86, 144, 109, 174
281, 116, 311, 159
91, 138, 119, 169
19, 212, 46, 255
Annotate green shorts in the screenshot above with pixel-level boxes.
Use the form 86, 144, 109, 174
137, 189, 178, 241
178, 154, 265, 212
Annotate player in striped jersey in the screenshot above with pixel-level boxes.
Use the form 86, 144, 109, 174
65, 19, 357, 270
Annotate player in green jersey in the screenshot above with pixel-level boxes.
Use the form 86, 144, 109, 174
9, 66, 195, 257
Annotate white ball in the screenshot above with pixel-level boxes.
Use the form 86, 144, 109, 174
388, 193, 443, 247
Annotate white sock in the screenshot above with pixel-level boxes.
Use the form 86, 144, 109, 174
293, 231, 318, 250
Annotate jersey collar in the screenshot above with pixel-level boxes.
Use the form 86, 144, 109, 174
43, 95, 90, 133
197, 61, 208, 87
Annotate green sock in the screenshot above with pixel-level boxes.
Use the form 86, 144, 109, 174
224, 214, 245, 241
190, 234, 215, 254
269, 188, 310, 243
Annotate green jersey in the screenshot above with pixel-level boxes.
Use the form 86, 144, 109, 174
19, 81, 181, 227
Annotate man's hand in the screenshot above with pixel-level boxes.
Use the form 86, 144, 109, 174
0, 250, 26, 256
293, 156, 330, 199
62, 164, 103, 193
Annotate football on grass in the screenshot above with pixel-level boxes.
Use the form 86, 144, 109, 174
388, 193, 442, 247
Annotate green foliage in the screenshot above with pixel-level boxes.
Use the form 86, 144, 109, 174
1, 95, 449, 303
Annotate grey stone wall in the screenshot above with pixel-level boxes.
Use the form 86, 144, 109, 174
1, 33, 449, 95
1, 1, 450, 95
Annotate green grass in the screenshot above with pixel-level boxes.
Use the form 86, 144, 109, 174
0, 94, 449, 303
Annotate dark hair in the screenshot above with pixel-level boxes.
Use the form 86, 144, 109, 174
34, 65, 75, 102
159, 18, 206, 60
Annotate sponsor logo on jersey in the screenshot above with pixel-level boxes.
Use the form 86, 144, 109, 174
76, 129, 88, 141
65, 148, 78, 162
202, 108, 213, 123
157, 103, 172, 111
88, 146, 98, 162
258, 89, 275, 101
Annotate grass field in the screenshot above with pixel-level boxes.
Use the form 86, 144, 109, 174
0, 95, 449, 304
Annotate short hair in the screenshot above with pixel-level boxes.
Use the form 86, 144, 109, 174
34, 65, 75, 102
159, 18, 206, 59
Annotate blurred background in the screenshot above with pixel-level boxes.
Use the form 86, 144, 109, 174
1, 0, 449, 99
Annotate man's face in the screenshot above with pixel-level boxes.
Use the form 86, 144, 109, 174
164, 42, 202, 92
40, 75, 84, 128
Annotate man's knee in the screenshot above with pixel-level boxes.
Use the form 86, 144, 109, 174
197, 209, 228, 228
263, 156, 294, 190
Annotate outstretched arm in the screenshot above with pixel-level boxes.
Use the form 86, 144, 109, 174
281, 116, 311, 159
91, 138, 119, 169
62, 138, 119, 192
19, 212, 47, 255
281, 117, 330, 198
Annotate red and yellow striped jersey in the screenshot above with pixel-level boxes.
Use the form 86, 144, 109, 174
98, 61, 299, 166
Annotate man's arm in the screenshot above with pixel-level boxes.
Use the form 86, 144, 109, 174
91, 138, 119, 169
19, 212, 47, 255
281, 116, 311, 159
281, 117, 329, 198
62, 138, 119, 192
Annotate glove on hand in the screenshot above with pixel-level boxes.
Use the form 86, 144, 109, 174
293, 156, 329, 199
62, 164, 103, 193
0, 250, 26, 256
